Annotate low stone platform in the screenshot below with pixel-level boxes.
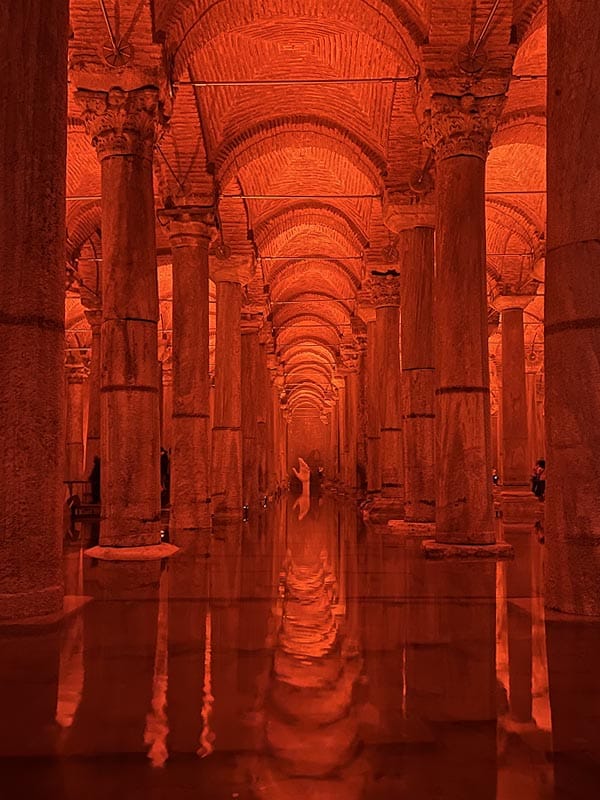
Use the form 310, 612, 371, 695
84, 543, 179, 561
388, 520, 436, 536
422, 540, 514, 560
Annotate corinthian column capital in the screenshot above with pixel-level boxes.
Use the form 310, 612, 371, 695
209, 254, 254, 285
423, 92, 506, 161
75, 85, 166, 161
383, 187, 435, 232
158, 206, 216, 247
368, 270, 401, 307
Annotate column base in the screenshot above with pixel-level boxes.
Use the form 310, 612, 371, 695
367, 497, 405, 523
388, 520, 436, 536
422, 539, 514, 560
0, 584, 63, 625
500, 490, 543, 524
84, 543, 179, 561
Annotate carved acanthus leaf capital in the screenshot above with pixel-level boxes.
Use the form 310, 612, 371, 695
356, 288, 376, 324
157, 206, 216, 246
241, 308, 264, 334
339, 338, 361, 373
209, 255, 255, 285
368, 270, 401, 307
490, 289, 535, 312
75, 86, 166, 161
423, 93, 506, 161
383, 187, 436, 232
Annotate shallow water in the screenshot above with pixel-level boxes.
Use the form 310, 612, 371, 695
1, 494, 599, 799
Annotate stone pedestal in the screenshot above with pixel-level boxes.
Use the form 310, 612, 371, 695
423, 92, 510, 557
84, 309, 102, 473
210, 258, 253, 520
0, 0, 69, 621
494, 297, 539, 524
77, 86, 164, 550
369, 272, 404, 521
65, 370, 85, 481
545, 1, 600, 614
161, 208, 214, 536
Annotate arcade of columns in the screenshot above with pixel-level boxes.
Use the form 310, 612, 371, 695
0, 1, 598, 621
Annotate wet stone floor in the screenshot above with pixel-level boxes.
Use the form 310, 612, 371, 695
1, 494, 600, 799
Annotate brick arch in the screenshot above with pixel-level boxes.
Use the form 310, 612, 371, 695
67, 202, 102, 261
512, 1, 546, 47
255, 203, 368, 256
216, 118, 385, 191
163, 0, 425, 80
271, 267, 357, 300
280, 338, 338, 368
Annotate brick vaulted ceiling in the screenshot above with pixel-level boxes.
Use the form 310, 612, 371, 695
65, 0, 547, 416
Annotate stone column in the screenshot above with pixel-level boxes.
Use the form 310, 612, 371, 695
526, 369, 539, 469
357, 300, 381, 496
257, 329, 271, 497
340, 347, 360, 490
84, 309, 102, 473
493, 296, 539, 522
0, 0, 69, 620
333, 376, 346, 486
545, 2, 600, 614
241, 311, 264, 509
422, 93, 511, 557
210, 258, 253, 520
65, 369, 85, 481
161, 365, 173, 452
384, 195, 436, 529
159, 208, 214, 536
369, 271, 404, 521
76, 87, 165, 552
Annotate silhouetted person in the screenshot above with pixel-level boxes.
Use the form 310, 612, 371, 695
531, 459, 546, 501
88, 456, 101, 504
160, 447, 170, 506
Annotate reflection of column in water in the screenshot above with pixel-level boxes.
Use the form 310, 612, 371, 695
56, 548, 85, 732
197, 607, 214, 757
531, 543, 552, 736
496, 542, 555, 800
144, 564, 170, 767
496, 560, 510, 709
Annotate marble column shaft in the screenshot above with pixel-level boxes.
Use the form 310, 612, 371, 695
545, 1, 600, 614
335, 378, 347, 483
343, 368, 359, 489
77, 86, 163, 547
241, 314, 263, 506
84, 310, 102, 473
399, 226, 436, 523
363, 317, 381, 494
211, 262, 251, 518
427, 94, 503, 545
0, 0, 69, 619
166, 211, 213, 535
65, 371, 85, 481
371, 273, 404, 506
500, 305, 530, 490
